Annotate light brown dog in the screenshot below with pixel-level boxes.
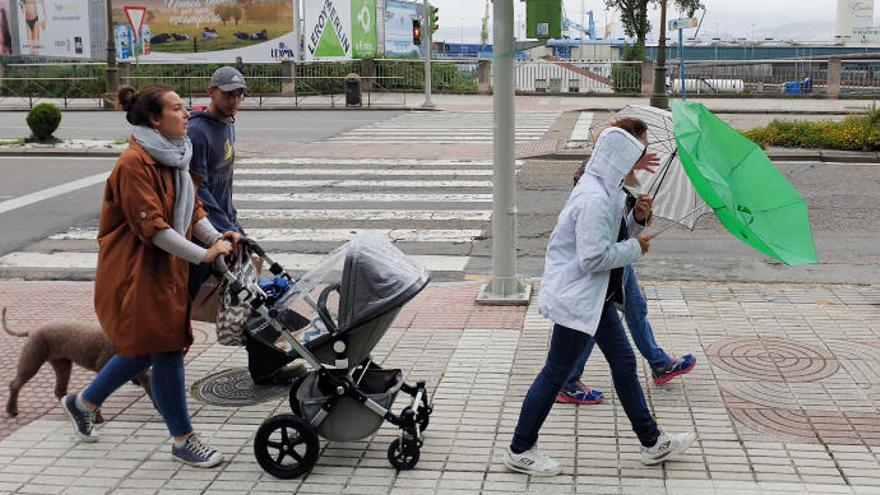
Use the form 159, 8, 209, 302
2, 307, 152, 421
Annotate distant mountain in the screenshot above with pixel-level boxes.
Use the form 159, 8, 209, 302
757, 21, 835, 41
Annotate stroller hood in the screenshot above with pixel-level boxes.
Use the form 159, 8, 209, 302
338, 234, 430, 330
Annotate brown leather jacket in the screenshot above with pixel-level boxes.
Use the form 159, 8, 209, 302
94, 138, 207, 356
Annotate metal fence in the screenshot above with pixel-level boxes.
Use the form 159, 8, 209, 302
2, 58, 880, 109
0, 59, 481, 109
841, 60, 880, 97
664, 59, 828, 96
511, 60, 642, 94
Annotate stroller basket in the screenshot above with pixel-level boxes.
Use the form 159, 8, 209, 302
298, 368, 403, 442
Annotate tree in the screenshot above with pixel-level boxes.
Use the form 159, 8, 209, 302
604, 0, 650, 48
604, 0, 704, 48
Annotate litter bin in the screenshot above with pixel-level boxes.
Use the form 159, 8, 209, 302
345, 73, 362, 107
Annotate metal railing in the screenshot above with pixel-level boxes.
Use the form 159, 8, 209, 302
665, 59, 828, 96
512, 60, 641, 94
841, 60, 880, 97
2, 58, 880, 108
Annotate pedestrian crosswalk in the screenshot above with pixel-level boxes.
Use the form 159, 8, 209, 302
323, 111, 560, 144
0, 156, 524, 281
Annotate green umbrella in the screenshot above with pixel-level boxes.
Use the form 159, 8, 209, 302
671, 101, 818, 265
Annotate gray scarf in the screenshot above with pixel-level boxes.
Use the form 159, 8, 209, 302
133, 125, 194, 236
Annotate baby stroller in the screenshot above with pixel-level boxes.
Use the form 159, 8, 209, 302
215, 233, 434, 479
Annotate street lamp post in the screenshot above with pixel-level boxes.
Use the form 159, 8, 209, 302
650, 0, 669, 109
421, 0, 434, 108
104, 0, 119, 108
476, 0, 530, 305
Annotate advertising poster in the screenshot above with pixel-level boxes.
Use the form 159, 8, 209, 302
111, 0, 296, 63
0, 0, 13, 56
303, 0, 378, 60
383, 0, 419, 58
16, 0, 91, 58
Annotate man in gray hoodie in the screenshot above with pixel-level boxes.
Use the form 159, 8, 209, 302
188, 67, 305, 385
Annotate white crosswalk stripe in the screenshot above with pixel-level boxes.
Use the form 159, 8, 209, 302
323, 111, 560, 144
0, 157, 505, 281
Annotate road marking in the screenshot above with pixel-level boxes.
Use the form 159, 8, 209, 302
235, 193, 492, 203
235, 179, 492, 189
569, 112, 595, 144
236, 169, 493, 177
236, 209, 492, 222
51, 227, 482, 243
237, 158, 524, 166
0, 251, 469, 273
0, 172, 109, 215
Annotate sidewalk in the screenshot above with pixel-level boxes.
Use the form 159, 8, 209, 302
0, 280, 878, 494
1, 94, 875, 114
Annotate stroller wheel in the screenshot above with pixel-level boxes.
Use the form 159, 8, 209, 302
387, 438, 420, 471
287, 375, 307, 416
254, 414, 319, 479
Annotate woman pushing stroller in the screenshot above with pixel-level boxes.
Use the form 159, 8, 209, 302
504, 122, 696, 476
60, 85, 237, 468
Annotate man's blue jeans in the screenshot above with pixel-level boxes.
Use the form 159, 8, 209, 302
510, 302, 661, 452
82, 351, 192, 437
563, 265, 671, 391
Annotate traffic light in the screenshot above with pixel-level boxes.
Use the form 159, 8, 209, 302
430, 6, 439, 33
412, 19, 421, 45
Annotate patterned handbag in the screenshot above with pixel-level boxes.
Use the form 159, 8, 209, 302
215, 249, 259, 346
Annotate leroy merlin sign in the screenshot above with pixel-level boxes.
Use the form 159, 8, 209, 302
305, 0, 378, 60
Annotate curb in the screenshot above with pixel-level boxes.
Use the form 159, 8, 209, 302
0, 146, 876, 163
530, 150, 879, 163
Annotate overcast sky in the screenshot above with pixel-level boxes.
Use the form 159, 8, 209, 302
432, 0, 876, 43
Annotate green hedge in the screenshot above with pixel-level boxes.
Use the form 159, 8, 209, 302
744, 110, 880, 152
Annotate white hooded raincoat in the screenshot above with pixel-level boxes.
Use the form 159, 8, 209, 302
538, 127, 648, 335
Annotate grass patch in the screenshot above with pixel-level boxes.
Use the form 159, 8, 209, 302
0, 138, 26, 146
744, 105, 880, 152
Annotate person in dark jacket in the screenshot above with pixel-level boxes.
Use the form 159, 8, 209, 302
188, 67, 306, 385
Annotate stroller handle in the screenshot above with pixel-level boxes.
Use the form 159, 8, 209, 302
213, 254, 230, 274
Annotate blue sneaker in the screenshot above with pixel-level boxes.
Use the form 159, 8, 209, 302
555, 381, 604, 405
652, 354, 697, 385
172, 434, 225, 468
60, 394, 98, 442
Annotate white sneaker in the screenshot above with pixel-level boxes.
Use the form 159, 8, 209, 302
503, 446, 561, 476
640, 430, 697, 465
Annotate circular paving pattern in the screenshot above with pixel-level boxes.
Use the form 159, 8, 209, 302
190, 367, 289, 407
707, 337, 839, 382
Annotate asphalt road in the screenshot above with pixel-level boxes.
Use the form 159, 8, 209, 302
0, 110, 404, 143
0, 156, 115, 256
467, 158, 880, 286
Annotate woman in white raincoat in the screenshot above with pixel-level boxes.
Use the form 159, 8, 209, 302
503, 125, 697, 477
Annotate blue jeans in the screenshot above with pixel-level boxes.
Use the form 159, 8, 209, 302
82, 351, 192, 437
510, 303, 661, 452
563, 265, 671, 391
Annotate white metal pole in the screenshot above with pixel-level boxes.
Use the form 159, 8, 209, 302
422, 0, 434, 108
477, 0, 530, 305
293, 0, 302, 61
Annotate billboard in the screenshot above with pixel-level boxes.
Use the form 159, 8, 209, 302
383, 0, 419, 58
111, 0, 296, 63
303, 0, 378, 60
0, 1, 13, 56
16, 0, 91, 58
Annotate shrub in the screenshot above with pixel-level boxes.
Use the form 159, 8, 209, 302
612, 44, 644, 94
744, 111, 880, 152
26, 103, 62, 143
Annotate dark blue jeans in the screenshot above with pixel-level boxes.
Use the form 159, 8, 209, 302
82, 351, 192, 437
563, 265, 671, 391
510, 303, 661, 452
